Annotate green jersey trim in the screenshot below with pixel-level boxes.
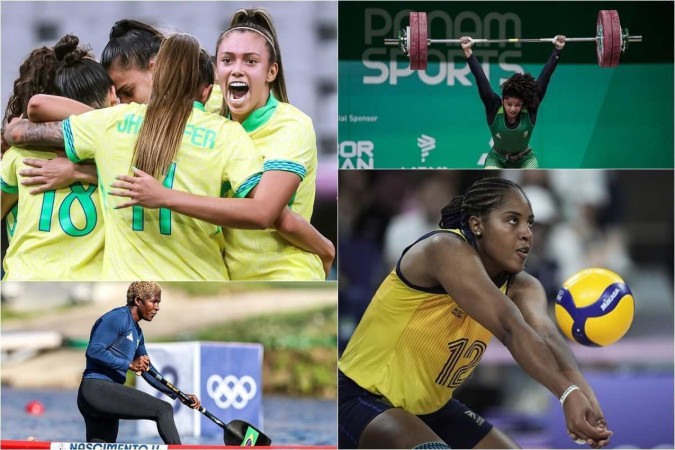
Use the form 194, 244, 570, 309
63, 118, 82, 163
193, 101, 206, 112
263, 160, 306, 180
238, 93, 279, 133
234, 172, 262, 198
0, 178, 18, 194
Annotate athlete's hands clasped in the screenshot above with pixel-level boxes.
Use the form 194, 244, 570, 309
562, 388, 612, 448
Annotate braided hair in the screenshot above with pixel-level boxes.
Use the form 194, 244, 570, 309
439, 178, 526, 247
501, 73, 540, 110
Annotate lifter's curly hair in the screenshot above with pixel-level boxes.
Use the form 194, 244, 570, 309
501, 73, 540, 110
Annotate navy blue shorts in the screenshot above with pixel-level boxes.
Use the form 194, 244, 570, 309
338, 370, 493, 449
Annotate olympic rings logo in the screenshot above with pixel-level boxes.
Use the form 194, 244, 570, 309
206, 374, 257, 409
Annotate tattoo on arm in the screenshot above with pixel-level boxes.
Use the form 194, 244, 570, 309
11, 120, 64, 147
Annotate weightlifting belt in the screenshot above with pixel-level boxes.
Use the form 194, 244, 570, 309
495, 147, 532, 162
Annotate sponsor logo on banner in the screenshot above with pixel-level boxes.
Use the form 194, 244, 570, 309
361, 9, 524, 85
207, 374, 257, 409
339, 140, 375, 169
417, 134, 436, 162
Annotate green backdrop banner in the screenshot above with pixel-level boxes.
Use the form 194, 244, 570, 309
338, 1, 674, 169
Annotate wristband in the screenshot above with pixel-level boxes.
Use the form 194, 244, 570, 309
559, 384, 580, 405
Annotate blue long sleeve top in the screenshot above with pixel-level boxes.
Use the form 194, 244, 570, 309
82, 305, 177, 399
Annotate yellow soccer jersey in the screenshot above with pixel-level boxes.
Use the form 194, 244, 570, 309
222, 94, 323, 280
0, 147, 103, 280
4, 202, 18, 241
339, 229, 509, 415
63, 101, 263, 280
205, 83, 224, 115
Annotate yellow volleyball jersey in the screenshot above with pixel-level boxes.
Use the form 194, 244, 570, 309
0, 147, 103, 280
221, 95, 323, 280
63, 101, 263, 280
339, 229, 509, 415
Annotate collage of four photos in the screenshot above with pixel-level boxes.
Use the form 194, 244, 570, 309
0, 1, 673, 449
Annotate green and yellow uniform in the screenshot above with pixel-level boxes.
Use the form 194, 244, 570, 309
484, 107, 539, 169
1, 147, 103, 280
339, 229, 509, 415
63, 101, 262, 280
220, 94, 323, 280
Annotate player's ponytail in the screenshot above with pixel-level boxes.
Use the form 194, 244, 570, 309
101, 19, 164, 71
132, 33, 212, 178
53, 34, 113, 109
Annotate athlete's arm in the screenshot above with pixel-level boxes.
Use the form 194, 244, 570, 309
536, 37, 565, 104
510, 271, 609, 443
1, 191, 18, 219
136, 337, 179, 399
113, 168, 284, 226
401, 234, 612, 446
27, 94, 93, 122
4, 118, 65, 148
461, 36, 501, 122
86, 317, 136, 372
19, 156, 98, 194
274, 208, 336, 278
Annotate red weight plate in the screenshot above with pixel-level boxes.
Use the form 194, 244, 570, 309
607, 10, 622, 67
418, 12, 428, 70
597, 10, 622, 67
410, 12, 420, 70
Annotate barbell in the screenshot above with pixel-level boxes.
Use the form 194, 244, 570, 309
384, 10, 642, 70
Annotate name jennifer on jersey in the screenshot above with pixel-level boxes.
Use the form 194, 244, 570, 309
117, 113, 217, 149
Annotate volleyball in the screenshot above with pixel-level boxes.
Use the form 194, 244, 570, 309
554, 268, 634, 347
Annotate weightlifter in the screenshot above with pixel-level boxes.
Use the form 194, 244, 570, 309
461, 35, 566, 169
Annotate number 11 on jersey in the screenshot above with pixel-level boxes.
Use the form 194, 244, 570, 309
131, 162, 177, 235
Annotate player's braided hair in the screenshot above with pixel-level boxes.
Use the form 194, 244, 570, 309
3, 46, 58, 124
439, 177, 526, 247
501, 73, 540, 110
101, 19, 164, 71
127, 281, 161, 305
217, 8, 288, 117
53, 34, 114, 109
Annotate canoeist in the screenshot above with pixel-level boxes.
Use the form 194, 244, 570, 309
77, 281, 201, 444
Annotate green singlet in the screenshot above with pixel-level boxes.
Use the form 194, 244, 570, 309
485, 106, 539, 169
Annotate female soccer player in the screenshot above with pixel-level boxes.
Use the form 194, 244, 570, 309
5, 33, 262, 280
338, 177, 612, 449
79, 281, 200, 444
462, 35, 566, 169
110, 9, 331, 280
20, 15, 335, 279
1, 34, 116, 280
